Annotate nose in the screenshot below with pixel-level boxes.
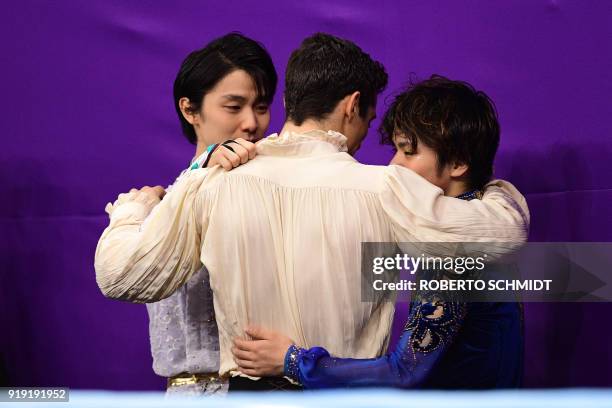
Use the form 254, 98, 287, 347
240, 109, 258, 140
389, 151, 402, 165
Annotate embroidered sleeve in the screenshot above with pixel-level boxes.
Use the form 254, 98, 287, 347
284, 299, 467, 389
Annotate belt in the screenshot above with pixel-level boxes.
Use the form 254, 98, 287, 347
167, 372, 222, 388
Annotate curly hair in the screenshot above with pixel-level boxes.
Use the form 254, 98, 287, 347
380, 75, 500, 189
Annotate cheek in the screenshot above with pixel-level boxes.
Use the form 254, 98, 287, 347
413, 161, 445, 186
249, 112, 271, 141
390, 153, 420, 173
259, 112, 271, 132
391, 154, 436, 181
206, 110, 242, 134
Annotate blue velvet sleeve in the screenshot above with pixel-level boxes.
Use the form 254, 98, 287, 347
284, 301, 467, 389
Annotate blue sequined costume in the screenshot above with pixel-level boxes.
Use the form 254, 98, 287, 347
284, 191, 524, 389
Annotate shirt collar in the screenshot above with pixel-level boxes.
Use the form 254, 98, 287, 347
257, 129, 349, 157
455, 190, 483, 201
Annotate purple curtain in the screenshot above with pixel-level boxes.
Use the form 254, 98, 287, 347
1, 1, 611, 389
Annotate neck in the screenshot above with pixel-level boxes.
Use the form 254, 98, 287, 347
194, 141, 208, 159
445, 181, 470, 198
279, 118, 339, 136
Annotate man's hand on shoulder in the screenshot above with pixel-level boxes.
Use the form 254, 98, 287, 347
129, 185, 166, 200
207, 138, 257, 171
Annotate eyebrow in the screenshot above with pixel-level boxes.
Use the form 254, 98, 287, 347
221, 94, 248, 103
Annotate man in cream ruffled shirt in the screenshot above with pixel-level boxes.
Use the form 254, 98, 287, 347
95, 34, 529, 389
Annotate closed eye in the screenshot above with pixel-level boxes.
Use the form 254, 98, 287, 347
255, 104, 269, 114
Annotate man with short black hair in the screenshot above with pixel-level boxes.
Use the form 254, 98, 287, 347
283, 33, 387, 155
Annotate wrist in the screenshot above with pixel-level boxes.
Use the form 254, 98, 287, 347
284, 344, 305, 384
202, 143, 221, 168
106, 191, 161, 219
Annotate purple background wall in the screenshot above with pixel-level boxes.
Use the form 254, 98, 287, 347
1, 1, 611, 390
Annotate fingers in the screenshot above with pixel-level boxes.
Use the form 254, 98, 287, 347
219, 147, 242, 168
233, 138, 257, 160
232, 338, 283, 377
216, 154, 235, 171
232, 346, 255, 361
141, 185, 166, 199
244, 325, 273, 340
230, 144, 249, 165
233, 338, 258, 352
209, 146, 241, 170
239, 368, 262, 377
207, 138, 258, 170
150, 186, 166, 198
233, 357, 256, 369
126, 185, 166, 199
221, 141, 249, 164
232, 344, 259, 371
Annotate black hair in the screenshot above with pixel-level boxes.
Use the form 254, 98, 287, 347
380, 75, 500, 190
284, 33, 388, 125
173, 32, 278, 144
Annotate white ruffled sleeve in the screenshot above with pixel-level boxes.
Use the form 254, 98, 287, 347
380, 165, 530, 248
94, 169, 210, 303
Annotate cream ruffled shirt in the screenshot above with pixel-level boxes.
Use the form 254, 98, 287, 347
95, 130, 529, 376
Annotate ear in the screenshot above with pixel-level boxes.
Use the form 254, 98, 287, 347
178, 97, 198, 126
344, 91, 361, 121
450, 162, 469, 178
